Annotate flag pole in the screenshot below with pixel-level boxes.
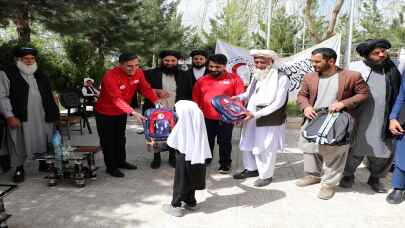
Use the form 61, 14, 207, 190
266, 0, 273, 49
344, 0, 355, 66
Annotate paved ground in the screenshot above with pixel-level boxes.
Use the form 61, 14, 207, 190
1, 117, 404, 228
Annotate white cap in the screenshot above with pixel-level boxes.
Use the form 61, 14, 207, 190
249, 49, 280, 65
83, 77, 94, 84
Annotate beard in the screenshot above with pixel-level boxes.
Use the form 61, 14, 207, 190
364, 57, 391, 73
209, 70, 223, 77
192, 63, 206, 69
253, 68, 270, 81
160, 64, 178, 75
17, 61, 38, 75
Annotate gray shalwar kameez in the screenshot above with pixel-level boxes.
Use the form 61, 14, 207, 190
0, 70, 53, 167
344, 71, 393, 178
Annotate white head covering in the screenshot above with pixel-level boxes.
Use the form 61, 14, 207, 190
249, 49, 280, 67
247, 49, 282, 106
83, 77, 94, 85
167, 100, 212, 164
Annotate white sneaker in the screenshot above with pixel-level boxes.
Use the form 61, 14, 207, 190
134, 125, 144, 134
162, 204, 184, 217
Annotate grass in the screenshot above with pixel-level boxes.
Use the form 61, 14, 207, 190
286, 101, 302, 117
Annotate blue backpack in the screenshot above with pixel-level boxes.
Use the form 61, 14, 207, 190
143, 108, 177, 142
211, 95, 247, 123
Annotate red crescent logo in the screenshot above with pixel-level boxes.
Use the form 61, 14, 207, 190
231, 63, 246, 75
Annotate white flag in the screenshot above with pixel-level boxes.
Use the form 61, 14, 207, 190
214, 34, 342, 99
215, 40, 255, 86
279, 34, 341, 100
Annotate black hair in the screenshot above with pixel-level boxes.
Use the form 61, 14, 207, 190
119, 52, 138, 63
208, 54, 227, 65
311, 48, 337, 61
190, 50, 208, 58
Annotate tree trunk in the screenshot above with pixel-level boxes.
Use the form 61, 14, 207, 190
304, 0, 344, 43
13, 1, 31, 44
325, 0, 344, 39
304, 0, 320, 43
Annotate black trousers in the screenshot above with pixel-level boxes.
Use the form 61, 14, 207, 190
343, 150, 394, 179
172, 152, 206, 207
205, 118, 233, 166
96, 112, 128, 171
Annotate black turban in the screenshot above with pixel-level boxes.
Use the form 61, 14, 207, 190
14, 47, 38, 57
159, 50, 181, 59
356, 39, 391, 58
190, 50, 208, 58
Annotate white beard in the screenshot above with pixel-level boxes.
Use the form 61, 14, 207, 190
253, 68, 270, 81
17, 61, 38, 75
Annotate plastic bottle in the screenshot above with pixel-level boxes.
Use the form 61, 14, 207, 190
51, 130, 64, 175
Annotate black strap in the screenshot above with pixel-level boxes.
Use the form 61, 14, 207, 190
245, 79, 257, 105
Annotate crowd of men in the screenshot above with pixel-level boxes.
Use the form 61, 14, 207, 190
1, 37, 405, 218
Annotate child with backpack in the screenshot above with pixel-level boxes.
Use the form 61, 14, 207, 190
162, 100, 212, 217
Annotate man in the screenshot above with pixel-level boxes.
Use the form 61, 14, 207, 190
186, 50, 209, 87
82, 77, 100, 106
192, 54, 245, 174
340, 39, 402, 193
387, 70, 405, 204
0, 47, 59, 183
143, 50, 194, 169
232, 49, 289, 187
96, 52, 160, 177
296, 48, 368, 200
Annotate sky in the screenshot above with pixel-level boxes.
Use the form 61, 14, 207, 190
177, 0, 404, 31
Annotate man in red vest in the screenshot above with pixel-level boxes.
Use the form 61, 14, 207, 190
192, 54, 245, 174
96, 53, 160, 177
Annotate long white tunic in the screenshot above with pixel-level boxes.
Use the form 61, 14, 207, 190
238, 74, 289, 155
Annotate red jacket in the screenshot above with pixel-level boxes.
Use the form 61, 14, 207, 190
96, 67, 159, 116
192, 71, 245, 120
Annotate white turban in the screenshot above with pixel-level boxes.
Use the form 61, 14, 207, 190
83, 77, 94, 85
249, 49, 280, 66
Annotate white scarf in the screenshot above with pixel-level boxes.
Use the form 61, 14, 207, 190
251, 67, 279, 106
17, 61, 38, 75
167, 100, 212, 164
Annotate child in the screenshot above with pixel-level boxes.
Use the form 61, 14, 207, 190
162, 100, 212, 217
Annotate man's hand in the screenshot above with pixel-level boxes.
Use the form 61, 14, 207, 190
154, 101, 164, 108
155, 89, 171, 99
389, 119, 404, 136
6, 117, 21, 128
130, 111, 146, 123
230, 96, 240, 101
303, 106, 317, 120
243, 111, 255, 121
329, 101, 345, 113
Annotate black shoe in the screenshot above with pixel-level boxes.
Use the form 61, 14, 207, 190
13, 166, 25, 183
233, 169, 259, 179
218, 165, 231, 174
386, 189, 405, 204
38, 160, 49, 172
119, 162, 138, 170
339, 175, 354, 188
150, 155, 161, 169
254, 177, 273, 187
106, 169, 125, 177
367, 177, 388, 193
